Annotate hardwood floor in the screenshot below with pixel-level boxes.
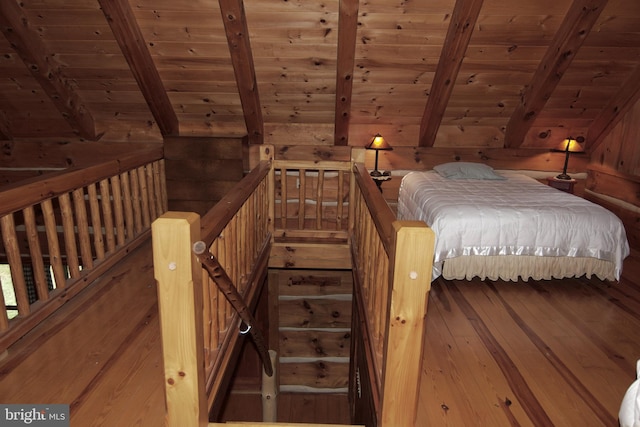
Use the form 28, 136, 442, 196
0, 240, 166, 427
1, 238, 637, 426
416, 251, 640, 427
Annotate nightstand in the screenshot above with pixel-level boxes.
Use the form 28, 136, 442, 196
546, 177, 576, 194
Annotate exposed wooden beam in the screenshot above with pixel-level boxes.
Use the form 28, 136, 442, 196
504, 0, 608, 148
334, 0, 360, 146
99, 0, 179, 137
219, 0, 264, 145
0, 0, 97, 140
419, 0, 484, 147
587, 65, 640, 153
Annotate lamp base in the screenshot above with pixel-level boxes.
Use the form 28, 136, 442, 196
555, 173, 572, 180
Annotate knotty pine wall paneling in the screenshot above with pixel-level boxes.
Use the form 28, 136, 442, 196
588, 99, 640, 251
164, 136, 244, 215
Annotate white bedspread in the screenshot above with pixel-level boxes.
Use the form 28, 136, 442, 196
397, 171, 630, 281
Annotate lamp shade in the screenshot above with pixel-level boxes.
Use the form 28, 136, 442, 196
366, 133, 393, 151
559, 137, 584, 153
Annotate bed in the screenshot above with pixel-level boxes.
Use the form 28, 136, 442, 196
397, 162, 630, 282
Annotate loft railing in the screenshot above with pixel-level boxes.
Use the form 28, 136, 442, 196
0, 147, 166, 352
153, 159, 273, 426
152, 145, 434, 427
350, 162, 434, 426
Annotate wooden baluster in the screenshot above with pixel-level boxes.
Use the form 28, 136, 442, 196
208, 239, 219, 352
59, 193, 80, 278
159, 159, 168, 212
231, 216, 240, 302
41, 199, 66, 289
145, 164, 157, 221
110, 174, 126, 246
87, 184, 105, 261
1, 214, 30, 316
248, 194, 256, 264
298, 169, 306, 229
237, 205, 245, 293
280, 168, 287, 229
120, 172, 135, 239
152, 161, 164, 218
316, 170, 324, 229
100, 178, 116, 253
0, 278, 9, 331
23, 206, 49, 302
130, 169, 143, 234
201, 244, 212, 372
218, 228, 230, 331
337, 170, 344, 230
137, 166, 151, 228
72, 188, 94, 269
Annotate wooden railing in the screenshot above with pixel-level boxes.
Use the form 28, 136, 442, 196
350, 162, 435, 426
0, 147, 166, 352
153, 145, 434, 427
153, 160, 273, 426
272, 158, 351, 237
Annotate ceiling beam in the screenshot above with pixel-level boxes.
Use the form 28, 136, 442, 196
587, 65, 640, 153
419, 0, 484, 147
99, 0, 179, 137
219, 0, 264, 145
334, 0, 360, 146
0, 0, 97, 140
504, 0, 608, 148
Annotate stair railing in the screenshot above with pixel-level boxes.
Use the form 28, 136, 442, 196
0, 147, 166, 352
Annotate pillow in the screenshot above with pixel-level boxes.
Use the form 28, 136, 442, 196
433, 162, 505, 180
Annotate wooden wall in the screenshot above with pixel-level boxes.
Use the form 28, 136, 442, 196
587, 99, 640, 251
0, 140, 160, 186
164, 136, 245, 215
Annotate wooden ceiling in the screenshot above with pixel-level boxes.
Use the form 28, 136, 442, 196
0, 0, 639, 151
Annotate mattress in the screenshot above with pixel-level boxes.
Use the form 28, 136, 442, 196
397, 171, 630, 281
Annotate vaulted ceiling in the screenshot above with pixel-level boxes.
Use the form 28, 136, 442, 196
0, 0, 639, 152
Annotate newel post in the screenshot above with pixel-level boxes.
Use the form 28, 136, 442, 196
381, 220, 435, 427
152, 212, 208, 427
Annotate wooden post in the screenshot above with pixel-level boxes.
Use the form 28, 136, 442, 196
348, 148, 365, 233
380, 220, 435, 427
260, 145, 275, 239
262, 349, 278, 422
152, 212, 208, 427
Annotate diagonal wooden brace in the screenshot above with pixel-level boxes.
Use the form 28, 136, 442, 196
193, 241, 273, 377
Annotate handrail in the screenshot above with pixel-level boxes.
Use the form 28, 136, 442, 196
0, 148, 166, 352
200, 160, 271, 246
0, 147, 164, 216
351, 162, 395, 252
154, 156, 272, 426
350, 161, 435, 427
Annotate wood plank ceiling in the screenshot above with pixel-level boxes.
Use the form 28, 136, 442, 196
0, 0, 639, 152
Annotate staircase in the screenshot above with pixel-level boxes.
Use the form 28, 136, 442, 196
273, 269, 353, 393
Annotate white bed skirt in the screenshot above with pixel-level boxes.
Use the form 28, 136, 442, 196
441, 255, 617, 282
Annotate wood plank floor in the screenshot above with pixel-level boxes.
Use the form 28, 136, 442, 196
416, 252, 640, 427
0, 240, 166, 427
1, 237, 637, 426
